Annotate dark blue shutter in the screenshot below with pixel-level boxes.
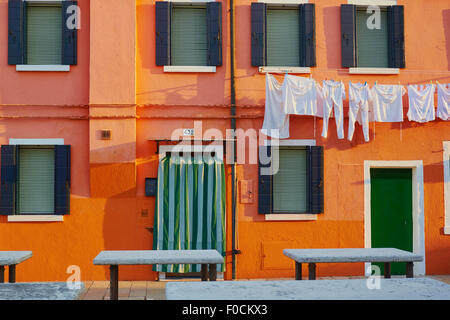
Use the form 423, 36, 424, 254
300, 3, 316, 67
8, 0, 24, 65
388, 5, 405, 68
308, 146, 324, 214
258, 146, 272, 214
54, 145, 71, 215
62, 1, 78, 65
251, 2, 266, 67
207, 2, 222, 66
0, 145, 17, 215
155, 1, 171, 66
341, 4, 357, 68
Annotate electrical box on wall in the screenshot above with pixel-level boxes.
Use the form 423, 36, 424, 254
145, 178, 157, 197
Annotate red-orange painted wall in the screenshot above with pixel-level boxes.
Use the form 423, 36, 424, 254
0, 0, 448, 282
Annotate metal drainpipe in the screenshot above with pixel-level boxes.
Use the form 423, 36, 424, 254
230, 0, 237, 280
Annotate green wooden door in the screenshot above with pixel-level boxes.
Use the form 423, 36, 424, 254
370, 168, 413, 275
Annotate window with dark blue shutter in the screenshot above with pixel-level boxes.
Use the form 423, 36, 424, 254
258, 146, 272, 214
300, 3, 316, 67
308, 146, 324, 214
388, 5, 405, 68
251, 2, 266, 67
155, 1, 171, 66
0, 145, 17, 215
8, 0, 25, 65
62, 0, 78, 65
54, 145, 71, 215
341, 4, 357, 68
207, 2, 222, 66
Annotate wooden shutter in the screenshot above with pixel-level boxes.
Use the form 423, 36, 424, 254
171, 6, 208, 66
8, 0, 25, 65
300, 3, 316, 67
0, 145, 17, 215
155, 1, 171, 66
251, 2, 266, 67
258, 146, 272, 214
356, 7, 389, 68
273, 148, 308, 213
26, 3, 62, 65
266, 7, 299, 67
308, 146, 324, 214
388, 5, 405, 68
55, 145, 71, 215
62, 0, 78, 65
207, 2, 222, 66
341, 4, 357, 68
18, 147, 55, 214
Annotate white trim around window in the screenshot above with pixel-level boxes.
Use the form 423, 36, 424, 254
8, 215, 63, 222
163, 66, 216, 73
348, 0, 397, 5
258, 0, 308, 3
443, 141, 450, 235
159, 144, 224, 161
9, 138, 65, 145
259, 67, 311, 74
16, 65, 70, 72
263, 139, 317, 221
349, 68, 400, 75
363, 160, 426, 276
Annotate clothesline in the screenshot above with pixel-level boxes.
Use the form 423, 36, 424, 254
261, 73, 450, 143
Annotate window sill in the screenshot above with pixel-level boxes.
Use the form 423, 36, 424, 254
348, 67, 400, 75
163, 66, 216, 73
7, 215, 64, 222
16, 65, 70, 72
264, 214, 317, 221
259, 66, 311, 74
444, 227, 450, 235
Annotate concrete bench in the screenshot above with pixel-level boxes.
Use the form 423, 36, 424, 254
165, 278, 450, 300
93, 250, 224, 300
283, 248, 423, 280
0, 251, 33, 283
0, 282, 85, 300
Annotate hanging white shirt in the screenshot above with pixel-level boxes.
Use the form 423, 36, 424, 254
262, 73, 290, 139
370, 84, 406, 122
407, 84, 436, 123
322, 80, 346, 139
282, 74, 318, 116
348, 82, 371, 142
437, 82, 450, 121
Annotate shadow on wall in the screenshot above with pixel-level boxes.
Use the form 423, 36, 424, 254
443, 10, 450, 71
322, 6, 342, 71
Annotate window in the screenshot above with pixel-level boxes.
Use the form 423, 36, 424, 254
0, 144, 71, 216
155, 1, 222, 68
341, 4, 405, 69
251, 3, 316, 68
8, 0, 78, 67
258, 145, 324, 214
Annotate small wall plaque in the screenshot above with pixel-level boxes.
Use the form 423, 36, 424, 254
145, 178, 157, 197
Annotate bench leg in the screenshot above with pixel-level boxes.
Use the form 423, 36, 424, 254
406, 262, 414, 278
209, 264, 217, 281
110, 265, 119, 300
201, 264, 208, 281
8, 265, 16, 283
308, 263, 316, 280
295, 262, 302, 280
0, 266, 4, 283
384, 262, 391, 279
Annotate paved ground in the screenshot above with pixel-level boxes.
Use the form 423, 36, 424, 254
80, 275, 450, 300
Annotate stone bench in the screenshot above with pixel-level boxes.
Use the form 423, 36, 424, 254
0, 282, 85, 300
0, 251, 33, 283
93, 250, 224, 300
165, 278, 450, 300
283, 248, 423, 280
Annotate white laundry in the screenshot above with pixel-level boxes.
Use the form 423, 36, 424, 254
262, 73, 290, 139
407, 84, 436, 123
322, 80, 346, 139
316, 84, 324, 118
283, 75, 318, 116
348, 82, 371, 142
370, 84, 406, 122
437, 82, 450, 121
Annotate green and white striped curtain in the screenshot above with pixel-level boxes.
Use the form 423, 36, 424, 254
153, 154, 226, 273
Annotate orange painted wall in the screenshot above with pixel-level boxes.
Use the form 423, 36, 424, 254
0, 0, 448, 282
